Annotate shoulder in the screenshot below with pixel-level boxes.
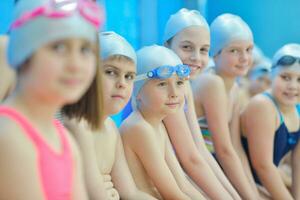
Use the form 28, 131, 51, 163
120, 112, 154, 144
194, 73, 225, 92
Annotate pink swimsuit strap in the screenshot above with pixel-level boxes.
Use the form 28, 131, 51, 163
0, 106, 73, 200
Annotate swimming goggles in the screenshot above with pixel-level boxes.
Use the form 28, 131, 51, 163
135, 64, 190, 82
274, 55, 300, 68
10, 0, 104, 30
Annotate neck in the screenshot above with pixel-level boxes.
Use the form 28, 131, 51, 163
138, 105, 165, 128
5, 90, 62, 127
270, 92, 296, 114
215, 68, 236, 92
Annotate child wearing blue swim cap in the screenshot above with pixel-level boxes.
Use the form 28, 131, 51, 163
0, 0, 103, 199
190, 13, 262, 199
120, 45, 205, 200
63, 31, 157, 200
163, 8, 240, 200
241, 43, 300, 200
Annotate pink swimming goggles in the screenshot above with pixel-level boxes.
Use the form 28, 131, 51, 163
11, 0, 104, 30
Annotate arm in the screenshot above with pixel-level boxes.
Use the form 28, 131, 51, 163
200, 76, 257, 200
111, 124, 157, 200
121, 124, 190, 200
163, 131, 206, 200
0, 121, 45, 199
242, 97, 293, 200
163, 105, 233, 199
291, 141, 300, 199
230, 92, 259, 196
64, 119, 109, 200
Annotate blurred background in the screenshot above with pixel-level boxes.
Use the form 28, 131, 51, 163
1, 0, 300, 125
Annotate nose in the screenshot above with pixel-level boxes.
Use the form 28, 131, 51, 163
66, 49, 84, 73
116, 76, 126, 89
239, 50, 250, 64
288, 78, 298, 90
168, 83, 178, 99
190, 50, 201, 62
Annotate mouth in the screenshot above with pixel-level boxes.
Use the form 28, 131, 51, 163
111, 95, 125, 100
283, 92, 298, 99
186, 64, 203, 71
61, 79, 82, 87
165, 102, 180, 108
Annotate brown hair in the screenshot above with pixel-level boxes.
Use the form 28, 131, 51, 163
62, 35, 104, 131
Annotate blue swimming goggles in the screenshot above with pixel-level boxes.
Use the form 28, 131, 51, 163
274, 55, 300, 68
135, 64, 190, 82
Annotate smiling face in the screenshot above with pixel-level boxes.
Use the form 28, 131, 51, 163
214, 40, 253, 77
271, 63, 300, 107
137, 74, 186, 116
166, 26, 210, 79
19, 38, 97, 105
101, 56, 136, 116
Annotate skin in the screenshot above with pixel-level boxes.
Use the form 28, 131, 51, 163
192, 40, 261, 200
241, 64, 300, 200
0, 38, 97, 200
120, 73, 205, 200
164, 26, 240, 200
65, 57, 157, 200
0, 36, 16, 101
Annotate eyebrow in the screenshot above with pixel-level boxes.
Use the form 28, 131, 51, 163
104, 64, 136, 75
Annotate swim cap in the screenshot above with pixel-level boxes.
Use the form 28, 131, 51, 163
272, 43, 300, 67
132, 45, 182, 108
163, 8, 209, 43
99, 31, 136, 63
8, 0, 103, 69
210, 13, 253, 56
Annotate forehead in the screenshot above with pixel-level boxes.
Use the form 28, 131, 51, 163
277, 63, 300, 75
103, 56, 136, 72
173, 26, 210, 44
224, 39, 253, 49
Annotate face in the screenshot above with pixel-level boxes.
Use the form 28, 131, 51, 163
167, 26, 210, 79
271, 64, 300, 106
101, 57, 136, 115
249, 74, 271, 96
214, 40, 253, 77
20, 38, 97, 105
138, 75, 185, 116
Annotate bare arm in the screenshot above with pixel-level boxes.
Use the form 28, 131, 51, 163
230, 93, 259, 196
200, 76, 257, 200
242, 97, 293, 200
163, 106, 233, 200
163, 129, 206, 200
292, 141, 300, 199
121, 123, 190, 200
111, 123, 157, 200
64, 119, 109, 200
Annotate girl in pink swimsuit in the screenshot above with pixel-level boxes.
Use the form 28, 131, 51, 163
0, 0, 104, 199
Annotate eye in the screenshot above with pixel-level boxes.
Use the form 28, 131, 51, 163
81, 43, 94, 55
230, 49, 238, 54
200, 47, 209, 54
297, 77, 300, 83
246, 46, 253, 53
177, 80, 185, 86
125, 73, 135, 81
280, 74, 291, 81
51, 41, 66, 53
181, 45, 193, 51
105, 69, 117, 77
158, 81, 167, 87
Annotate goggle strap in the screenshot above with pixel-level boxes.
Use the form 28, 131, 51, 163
135, 74, 148, 82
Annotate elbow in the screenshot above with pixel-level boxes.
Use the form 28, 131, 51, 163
182, 152, 205, 168
252, 159, 273, 175
214, 144, 235, 160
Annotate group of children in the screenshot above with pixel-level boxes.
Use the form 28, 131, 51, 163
0, 0, 299, 199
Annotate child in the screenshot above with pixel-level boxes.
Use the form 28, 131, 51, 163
63, 31, 156, 200
241, 43, 300, 199
191, 13, 260, 199
120, 45, 205, 200
0, 0, 103, 199
163, 9, 239, 200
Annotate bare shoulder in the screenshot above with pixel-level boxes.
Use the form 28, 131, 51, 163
194, 73, 225, 95
120, 112, 154, 145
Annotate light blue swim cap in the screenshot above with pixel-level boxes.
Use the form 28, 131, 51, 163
272, 43, 300, 67
99, 31, 136, 63
8, 0, 100, 69
132, 45, 183, 108
163, 8, 209, 43
210, 13, 253, 56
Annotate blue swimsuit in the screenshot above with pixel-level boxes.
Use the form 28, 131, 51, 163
241, 93, 300, 184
